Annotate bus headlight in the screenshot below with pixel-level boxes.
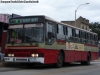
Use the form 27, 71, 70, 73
35, 54, 38, 57
8, 54, 14, 57
31, 54, 38, 57
31, 54, 35, 57
11, 54, 14, 57
8, 54, 12, 57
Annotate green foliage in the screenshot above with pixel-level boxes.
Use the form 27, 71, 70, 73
89, 22, 100, 40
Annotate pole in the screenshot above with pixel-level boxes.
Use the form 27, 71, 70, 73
75, 10, 77, 27
75, 3, 89, 27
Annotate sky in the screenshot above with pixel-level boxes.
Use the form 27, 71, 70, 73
0, 0, 100, 23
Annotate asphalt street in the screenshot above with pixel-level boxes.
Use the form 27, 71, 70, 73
0, 61, 100, 75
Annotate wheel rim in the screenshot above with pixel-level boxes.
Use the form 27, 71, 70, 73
58, 53, 63, 66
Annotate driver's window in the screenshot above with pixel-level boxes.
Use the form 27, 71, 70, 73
46, 22, 56, 44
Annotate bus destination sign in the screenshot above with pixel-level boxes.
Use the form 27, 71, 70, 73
9, 17, 43, 24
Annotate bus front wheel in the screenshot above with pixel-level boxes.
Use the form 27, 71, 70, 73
56, 52, 63, 68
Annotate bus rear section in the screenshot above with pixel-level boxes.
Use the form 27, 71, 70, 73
4, 15, 99, 68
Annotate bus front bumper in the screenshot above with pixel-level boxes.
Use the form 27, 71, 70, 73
4, 57, 44, 64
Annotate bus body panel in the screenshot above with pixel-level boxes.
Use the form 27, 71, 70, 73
91, 52, 98, 60
5, 45, 98, 64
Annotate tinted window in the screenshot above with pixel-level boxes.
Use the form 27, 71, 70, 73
46, 22, 56, 44
57, 24, 65, 40
67, 27, 72, 41
75, 29, 79, 37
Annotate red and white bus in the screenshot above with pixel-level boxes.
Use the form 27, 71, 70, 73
4, 15, 99, 68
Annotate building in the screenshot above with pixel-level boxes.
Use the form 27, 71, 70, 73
61, 16, 89, 31
0, 14, 12, 23
0, 13, 22, 23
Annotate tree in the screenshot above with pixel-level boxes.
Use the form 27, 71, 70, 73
89, 22, 100, 40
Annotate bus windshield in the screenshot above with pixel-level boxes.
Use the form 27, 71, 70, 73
7, 23, 44, 44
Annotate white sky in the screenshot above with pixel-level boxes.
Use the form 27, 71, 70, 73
0, 0, 100, 23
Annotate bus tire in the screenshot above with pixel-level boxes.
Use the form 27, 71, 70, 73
81, 53, 91, 65
85, 53, 91, 65
56, 52, 63, 68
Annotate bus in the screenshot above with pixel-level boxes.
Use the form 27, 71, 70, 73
4, 15, 99, 68
0, 22, 8, 61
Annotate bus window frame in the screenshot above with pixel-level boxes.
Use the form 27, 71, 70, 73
45, 20, 56, 45
74, 29, 80, 43
57, 24, 66, 41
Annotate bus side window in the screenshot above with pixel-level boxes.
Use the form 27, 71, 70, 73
57, 24, 65, 40
72, 28, 75, 37
91, 34, 94, 45
95, 35, 98, 46
67, 27, 72, 41
84, 32, 87, 43
79, 30, 82, 43
92, 34, 95, 45
75, 29, 79, 43
86, 33, 88, 44
72, 28, 75, 42
89, 33, 91, 44
82, 31, 85, 43
45, 22, 56, 44
90, 33, 93, 44
66, 27, 68, 41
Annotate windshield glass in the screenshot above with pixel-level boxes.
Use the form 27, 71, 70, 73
7, 25, 23, 44
7, 23, 44, 44
24, 23, 44, 43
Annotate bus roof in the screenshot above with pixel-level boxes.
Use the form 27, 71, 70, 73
9, 15, 97, 35
59, 22, 97, 35
44, 16, 97, 35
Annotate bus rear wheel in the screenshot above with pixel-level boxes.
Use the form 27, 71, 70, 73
81, 53, 91, 65
56, 52, 63, 68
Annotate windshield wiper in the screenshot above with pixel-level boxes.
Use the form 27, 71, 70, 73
24, 35, 34, 45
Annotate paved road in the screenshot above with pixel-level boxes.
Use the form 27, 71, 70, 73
0, 61, 100, 75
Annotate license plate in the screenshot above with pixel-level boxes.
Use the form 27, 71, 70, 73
30, 58, 36, 61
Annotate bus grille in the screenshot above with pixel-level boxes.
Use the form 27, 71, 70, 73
15, 58, 28, 62
14, 53, 30, 57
